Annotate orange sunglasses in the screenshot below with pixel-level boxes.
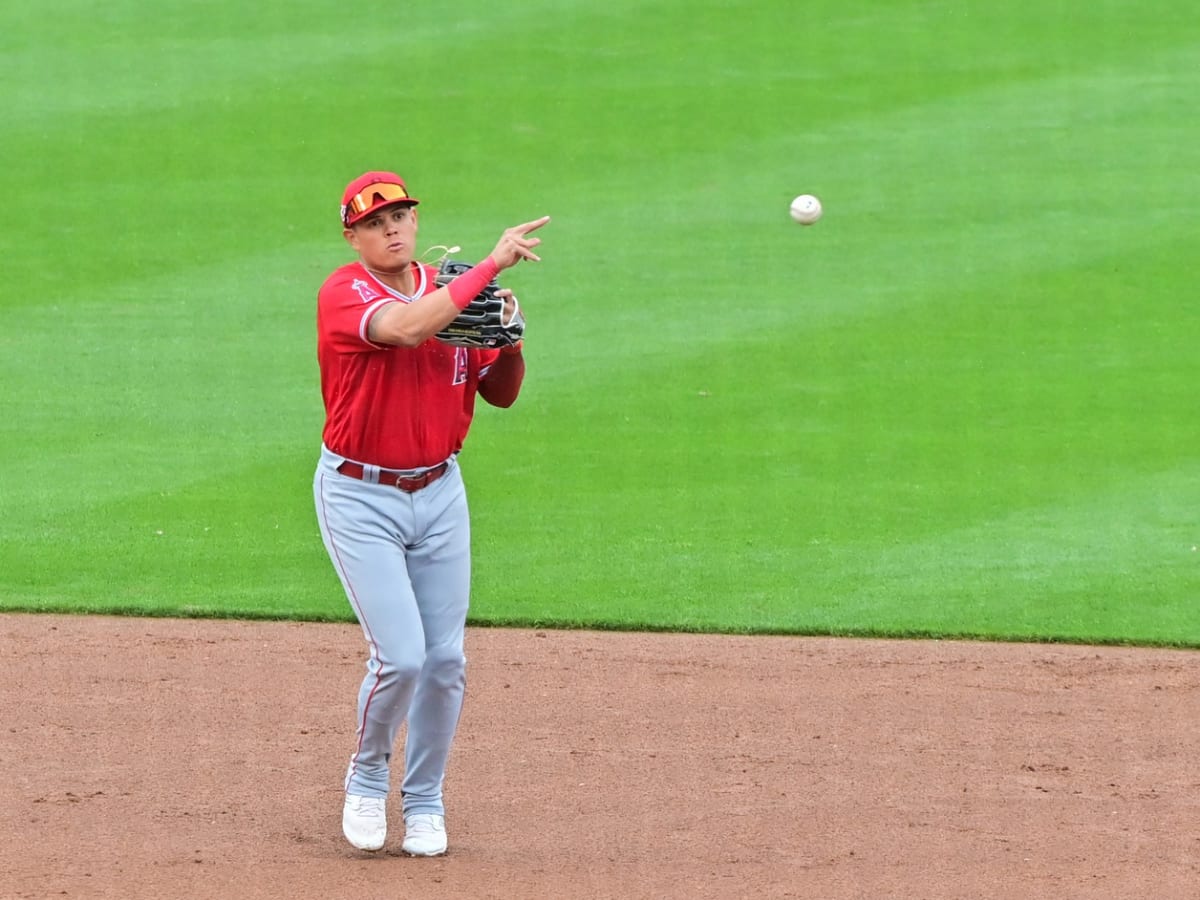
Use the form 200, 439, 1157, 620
343, 182, 414, 223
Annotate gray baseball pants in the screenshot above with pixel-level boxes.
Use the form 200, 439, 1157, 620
313, 444, 470, 819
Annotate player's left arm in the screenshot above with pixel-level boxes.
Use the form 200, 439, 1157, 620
479, 346, 524, 408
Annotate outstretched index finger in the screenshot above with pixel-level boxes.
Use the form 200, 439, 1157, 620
513, 215, 551, 236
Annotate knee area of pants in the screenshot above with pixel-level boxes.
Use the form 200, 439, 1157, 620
423, 647, 466, 683
376, 657, 424, 685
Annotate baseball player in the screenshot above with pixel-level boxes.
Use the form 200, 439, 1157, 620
313, 171, 549, 854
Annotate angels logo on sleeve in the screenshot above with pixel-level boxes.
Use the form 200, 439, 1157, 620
351, 278, 380, 304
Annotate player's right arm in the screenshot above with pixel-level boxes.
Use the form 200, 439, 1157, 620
368, 216, 550, 347
366, 284, 472, 347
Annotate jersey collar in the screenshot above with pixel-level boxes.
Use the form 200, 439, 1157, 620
359, 261, 427, 302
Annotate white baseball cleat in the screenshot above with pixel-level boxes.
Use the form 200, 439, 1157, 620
343, 794, 387, 851
402, 813, 448, 856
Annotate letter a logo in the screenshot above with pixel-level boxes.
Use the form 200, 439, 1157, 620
451, 348, 469, 386
351, 278, 379, 304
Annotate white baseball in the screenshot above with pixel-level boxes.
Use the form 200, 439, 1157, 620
790, 194, 823, 225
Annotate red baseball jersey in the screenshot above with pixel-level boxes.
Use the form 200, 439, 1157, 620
317, 260, 503, 470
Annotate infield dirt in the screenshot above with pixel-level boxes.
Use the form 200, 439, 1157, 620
1, 614, 1197, 899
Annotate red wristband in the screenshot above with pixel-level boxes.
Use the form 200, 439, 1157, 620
446, 257, 501, 310
500, 340, 524, 356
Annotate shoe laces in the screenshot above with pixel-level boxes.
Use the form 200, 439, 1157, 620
406, 813, 444, 833
348, 795, 386, 819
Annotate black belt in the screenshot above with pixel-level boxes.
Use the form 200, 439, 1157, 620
336, 460, 449, 493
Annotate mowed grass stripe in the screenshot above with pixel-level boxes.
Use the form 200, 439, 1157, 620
807, 464, 1200, 644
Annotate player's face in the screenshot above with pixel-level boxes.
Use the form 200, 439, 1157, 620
345, 203, 419, 272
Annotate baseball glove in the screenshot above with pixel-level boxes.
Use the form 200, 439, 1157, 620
434, 259, 525, 349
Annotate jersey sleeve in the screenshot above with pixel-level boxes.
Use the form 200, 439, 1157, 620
477, 348, 502, 379
318, 268, 395, 352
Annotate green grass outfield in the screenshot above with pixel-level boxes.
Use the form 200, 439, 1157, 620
2, 0, 1197, 645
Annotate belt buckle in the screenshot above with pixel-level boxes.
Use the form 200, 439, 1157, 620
395, 474, 422, 492
391, 462, 445, 493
